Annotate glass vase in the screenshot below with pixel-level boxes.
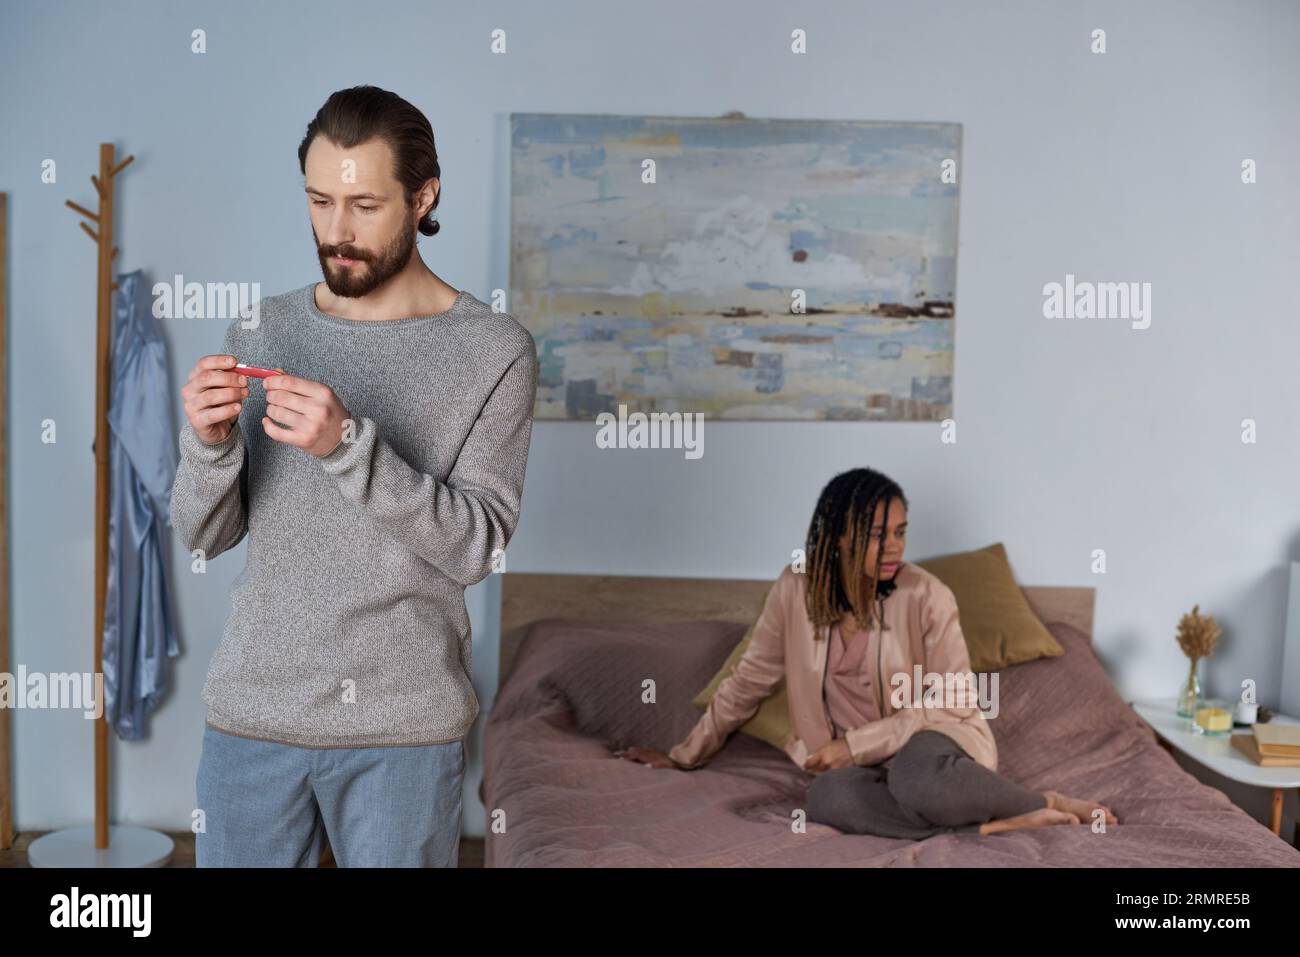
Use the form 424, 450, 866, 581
1176, 658, 1200, 717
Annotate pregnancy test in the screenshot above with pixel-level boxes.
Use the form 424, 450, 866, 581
233, 362, 284, 379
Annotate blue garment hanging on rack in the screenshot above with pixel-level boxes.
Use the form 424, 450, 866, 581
102, 269, 180, 739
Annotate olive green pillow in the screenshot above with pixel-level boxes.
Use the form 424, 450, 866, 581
692, 616, 791, 750
914, 542, 1063, 672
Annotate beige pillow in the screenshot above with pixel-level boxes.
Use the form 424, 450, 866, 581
914, 542, 1063, 671
692, 616, 791, 750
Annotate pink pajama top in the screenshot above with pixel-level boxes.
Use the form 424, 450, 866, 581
824, 620, 884, 737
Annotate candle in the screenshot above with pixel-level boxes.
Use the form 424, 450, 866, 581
1194, 706, 1232, 733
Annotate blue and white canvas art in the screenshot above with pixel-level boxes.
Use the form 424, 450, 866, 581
510, 113, 960, 421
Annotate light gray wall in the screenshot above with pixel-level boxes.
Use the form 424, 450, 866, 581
3, 0, 1298, 841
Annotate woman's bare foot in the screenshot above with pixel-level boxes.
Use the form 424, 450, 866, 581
1044, 789, 1119, 827
977, 806, 1081, 835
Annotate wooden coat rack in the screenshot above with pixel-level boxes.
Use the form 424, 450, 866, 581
71, 143, 130, 854
23, 144, 171, 865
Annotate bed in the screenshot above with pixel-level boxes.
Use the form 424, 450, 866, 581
481, 572, 1300, 866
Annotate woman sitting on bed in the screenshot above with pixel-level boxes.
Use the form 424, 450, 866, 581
619, 467, 1118, 839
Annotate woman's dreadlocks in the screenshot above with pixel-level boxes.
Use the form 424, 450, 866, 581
803, 468, 909, 639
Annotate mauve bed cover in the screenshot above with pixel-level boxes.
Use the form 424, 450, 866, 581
483, 616, 1300, 867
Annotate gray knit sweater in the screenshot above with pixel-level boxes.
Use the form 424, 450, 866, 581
169, 282, 537, 747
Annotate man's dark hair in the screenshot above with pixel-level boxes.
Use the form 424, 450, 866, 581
298, 85, 442, 236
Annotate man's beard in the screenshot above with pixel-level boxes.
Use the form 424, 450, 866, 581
314, 220, 417, 298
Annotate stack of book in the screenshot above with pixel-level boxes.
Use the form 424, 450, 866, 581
1231, 723, 1300, 766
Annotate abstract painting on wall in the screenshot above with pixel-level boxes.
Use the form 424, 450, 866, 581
510, 113, 960, 421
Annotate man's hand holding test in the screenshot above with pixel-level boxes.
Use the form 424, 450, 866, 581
262, 372, 353, 459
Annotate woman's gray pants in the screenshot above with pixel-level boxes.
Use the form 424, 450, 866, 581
805, 729, 1046, 839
